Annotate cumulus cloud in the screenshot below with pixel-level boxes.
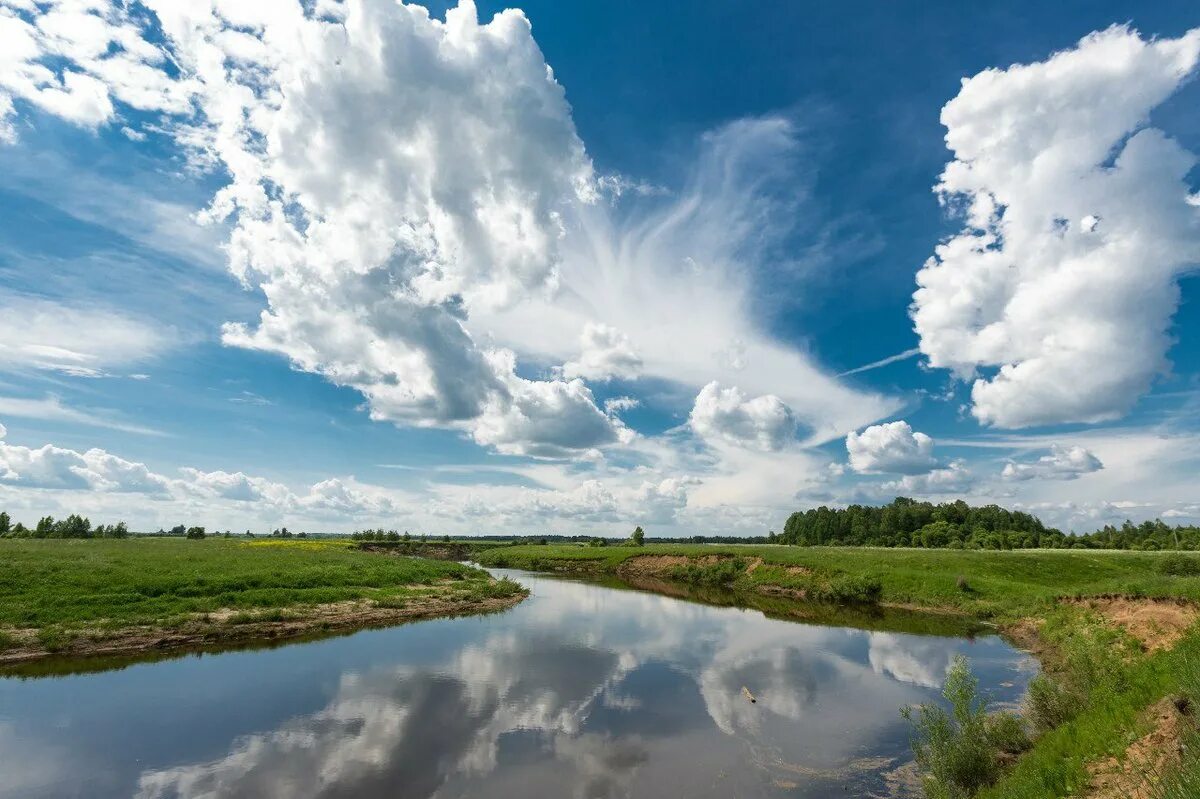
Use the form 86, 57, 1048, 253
912, 25, 1200, 427
0, 0, 189, 141
560, 323, 643, 381
688, 381, 797, 451
4, 0, 629, 460
845, 421, 935, 475
0, 438, 171, 494
1002, 445, 1103, 481
881, 460, 974, 496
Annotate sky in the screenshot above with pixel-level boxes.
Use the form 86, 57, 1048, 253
0, 0, 1198, 536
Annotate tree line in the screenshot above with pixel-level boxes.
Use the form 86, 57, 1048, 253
0, 512, 130, 539
780, 497, 1200, 550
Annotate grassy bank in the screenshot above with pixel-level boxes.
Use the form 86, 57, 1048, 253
0, 537, 525, 663
480, 543, 1200, 797
477, 543, 1200, 619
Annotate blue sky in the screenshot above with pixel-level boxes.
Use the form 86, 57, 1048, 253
0, 0, 1198, 534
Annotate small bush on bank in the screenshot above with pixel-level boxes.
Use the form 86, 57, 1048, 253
668, 558, 746, 587
904, 655, 1029, 799
1159, 553, 1200, 576
1024, 675, 1077, 732
809, 574, 883, 604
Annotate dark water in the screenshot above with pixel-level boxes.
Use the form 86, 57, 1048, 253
0, 570, 1035, 798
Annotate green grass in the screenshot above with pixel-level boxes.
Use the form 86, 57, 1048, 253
0, 537, 502, 631
478, 543, 1200, 619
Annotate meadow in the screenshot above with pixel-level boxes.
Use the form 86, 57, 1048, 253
0, 537, 524, 661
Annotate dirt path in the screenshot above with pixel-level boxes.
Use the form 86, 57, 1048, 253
0, 589, 526, 666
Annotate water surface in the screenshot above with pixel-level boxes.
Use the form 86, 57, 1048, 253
0, 570, 1034, 798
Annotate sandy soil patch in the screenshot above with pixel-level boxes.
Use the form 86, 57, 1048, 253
1066, 597, 1200, 653
1084, 697, 1196, 799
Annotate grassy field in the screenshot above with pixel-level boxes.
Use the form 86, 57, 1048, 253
479, 542, 1200, 798
0, 537, 524, 661
477, 543, 1200, 618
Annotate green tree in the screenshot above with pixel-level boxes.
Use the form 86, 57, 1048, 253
631, 526, 645, 546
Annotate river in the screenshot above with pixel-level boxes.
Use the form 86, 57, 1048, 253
0, 569, 1035, 798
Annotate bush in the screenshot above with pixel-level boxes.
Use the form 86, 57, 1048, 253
810, 574, 883, 604
1024, 674, 1077, 732
903, 655, 1023, 799
985, 711, 1031, 756
1159, 553, 1200, 576
668, 558, 746, 587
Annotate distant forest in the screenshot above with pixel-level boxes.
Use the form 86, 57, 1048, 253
780, 498, 1200, 550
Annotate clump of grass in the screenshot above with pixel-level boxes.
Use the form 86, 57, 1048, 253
1024, 675, 1076, 732
36, 626, 71, 653
466, 578, 524, 600
667, 558, 746, 587
903, 655, 1030, 799
0, 630, 17, 651
809, 574, 883, 604
1158, 553, 1200, 577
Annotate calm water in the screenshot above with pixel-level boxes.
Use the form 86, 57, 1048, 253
0, 570, 1034, 799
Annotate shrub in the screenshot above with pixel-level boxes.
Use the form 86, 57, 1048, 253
810, 574, 883, 604
1025, 674, 1077, 732
1159, 553, 1200, 576
668, 558, 745, 587
903, 655, 1022, 799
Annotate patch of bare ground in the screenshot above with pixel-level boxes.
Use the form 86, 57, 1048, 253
1083, 697, 1197, 799
0, 587, 525, 665
1002, 617, 1048, 658
1065, 597, 1200, 653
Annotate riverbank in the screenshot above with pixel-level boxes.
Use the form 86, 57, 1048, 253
476, 543, 1200, 798
0, 538, 526, 665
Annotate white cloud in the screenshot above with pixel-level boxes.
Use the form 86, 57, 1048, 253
689, 381, 797, 452
912, 25, 1200, 427
1002, 444, 1103, 481
0, 0, 188, 141
0, 294, 169, 378
0, 395, 163, 436
470, 115, 899, 445
0, 437, 171, 494
845, 421, 936, 475
560, 323, 643, 381
882, 460, 974, 496
1, 2, 899, 463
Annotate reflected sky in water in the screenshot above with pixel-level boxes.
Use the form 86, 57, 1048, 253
0, 571, 1035, 798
